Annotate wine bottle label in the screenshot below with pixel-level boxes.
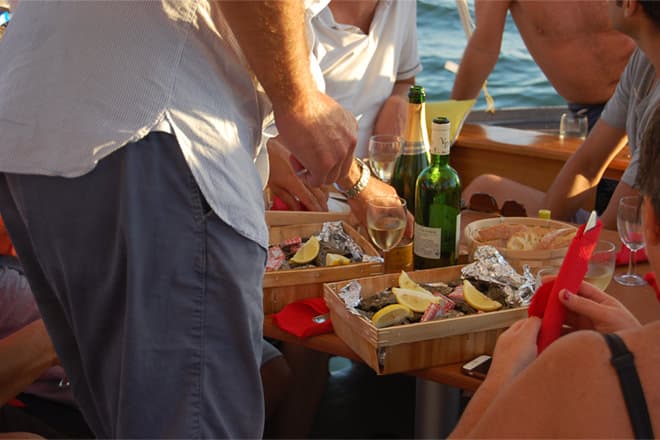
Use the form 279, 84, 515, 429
402, 140, 427, 155
413, 223, 442, 259
431, 120, 451, 156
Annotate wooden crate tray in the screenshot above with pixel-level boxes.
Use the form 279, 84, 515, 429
264, 221, 383, 314
324, 266, 527, 375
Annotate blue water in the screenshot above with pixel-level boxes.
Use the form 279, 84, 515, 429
416, 0, 565, 110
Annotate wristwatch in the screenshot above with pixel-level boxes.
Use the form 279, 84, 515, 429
333, 157, 371, 199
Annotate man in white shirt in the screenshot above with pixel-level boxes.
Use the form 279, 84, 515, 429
0, 1, 358, 438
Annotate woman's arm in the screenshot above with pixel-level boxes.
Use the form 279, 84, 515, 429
0, 319, 58, 405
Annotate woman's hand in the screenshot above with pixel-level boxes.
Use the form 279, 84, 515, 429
267, 138, 330, 211
559, 282, 641, 333
486, 317, 541, 386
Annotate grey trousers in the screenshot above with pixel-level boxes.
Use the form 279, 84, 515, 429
0, 132, 266, 438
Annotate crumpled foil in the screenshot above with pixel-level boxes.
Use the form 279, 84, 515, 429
338, 280, 363, 315
461, 246, 536, 306
318, 221, 383, 263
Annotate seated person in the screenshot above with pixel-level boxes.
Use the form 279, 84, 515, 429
0, 222, 92, 438
449, 103, 660, 438
462, 0, 660, 229
266, 0, 420, 212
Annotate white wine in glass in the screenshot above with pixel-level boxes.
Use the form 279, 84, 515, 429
368, 135, 402, 184
614, 195, 647, 286
584, 240, 616, 290
366, 196, 407, 252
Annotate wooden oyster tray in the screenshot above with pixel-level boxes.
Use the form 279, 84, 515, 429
264, 220, 383, 314
324, 265, 527, 375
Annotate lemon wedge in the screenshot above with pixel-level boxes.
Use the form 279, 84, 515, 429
371, 304, 413, 328
392, 287, 439, 313
289, 236, 320, 264
326, 253, 351, 266
397, 271, 433, 295
463, 280, 502, 312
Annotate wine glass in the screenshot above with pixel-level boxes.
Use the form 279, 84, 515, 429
614, 195, 647, 286
367, 135, 402, 184
366, 196, 407, 252
585, 240, 616, 290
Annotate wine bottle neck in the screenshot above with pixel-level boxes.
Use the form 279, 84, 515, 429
430, 153, 450, 167
402, 102, 429, 155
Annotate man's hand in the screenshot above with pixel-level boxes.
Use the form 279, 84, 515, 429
275, 91, 357, 188
267, 138, 329, 211
347, 177, 414, 239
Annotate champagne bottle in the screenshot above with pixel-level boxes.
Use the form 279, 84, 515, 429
413, 116, 462, 269
391, 85, 431, 215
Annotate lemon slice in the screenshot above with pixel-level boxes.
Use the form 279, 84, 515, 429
326, 253, 351, 266
371, 304, 413, 328
397, 271, 433, 295
392, 287, 439, 313
289, 236, 320, 264
463, 280, 502, 312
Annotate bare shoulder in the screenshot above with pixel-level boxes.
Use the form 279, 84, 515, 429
469, 329, 656, 437
511, 0, 613, 36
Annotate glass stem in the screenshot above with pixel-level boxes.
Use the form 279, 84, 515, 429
630, 249, 638, 276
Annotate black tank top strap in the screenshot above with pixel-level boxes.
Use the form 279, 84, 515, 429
602, 333, 654, 439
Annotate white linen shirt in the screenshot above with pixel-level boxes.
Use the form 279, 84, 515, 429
0, 1, 271, 247
310, 0, 422, 157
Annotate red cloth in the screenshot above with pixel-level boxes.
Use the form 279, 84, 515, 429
529, 219, 602, 353
272, 297, 333, 338
270, 195, 309, 211
643, 272, 660, 302
7, 398, 26, 408
270, 195, 291, 211
615, 244, 648, 266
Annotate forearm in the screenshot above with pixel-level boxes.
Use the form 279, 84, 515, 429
218, 1, 316, 113
542, 124, 627, 221
372, 78, 415, 139
0, 320, 58, 405
451, 41, 499, 100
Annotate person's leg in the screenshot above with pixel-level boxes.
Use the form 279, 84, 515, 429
261, 340, 292, 420
266, 343, 329, 439
462, 174, 546, 216
0, 132, 265, 438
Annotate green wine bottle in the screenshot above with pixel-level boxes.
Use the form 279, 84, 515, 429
390, 85, 430, 215
413, 116, 462, 269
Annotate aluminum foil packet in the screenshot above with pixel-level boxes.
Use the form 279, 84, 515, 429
338, 280, 363, 316
461, 246, 536, 306
318, 221, 382, 263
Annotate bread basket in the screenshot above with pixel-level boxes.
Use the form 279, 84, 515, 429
463, 217, 577, 273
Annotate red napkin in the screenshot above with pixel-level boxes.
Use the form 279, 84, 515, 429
529, 218, 602, 353
643, 272, 660, 302
615, 244, 648, 266
272, 297, 333, 338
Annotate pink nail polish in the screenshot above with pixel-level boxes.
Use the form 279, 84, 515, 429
562, 290, 571, 301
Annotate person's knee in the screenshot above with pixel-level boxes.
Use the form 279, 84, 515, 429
463, 174, 501, 199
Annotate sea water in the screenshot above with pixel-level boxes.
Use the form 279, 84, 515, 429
416, 0, 565, 110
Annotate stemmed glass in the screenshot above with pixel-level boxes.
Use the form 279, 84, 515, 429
367, 135, 402, 184
614, 195, 647, 286
366, 196, 407, 253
